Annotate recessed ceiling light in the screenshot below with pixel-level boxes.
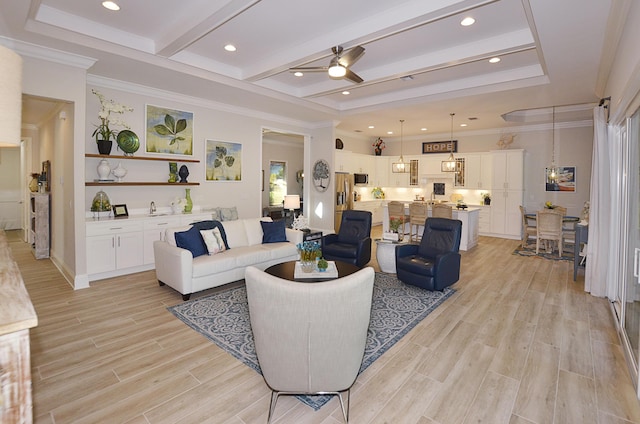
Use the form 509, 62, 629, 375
387, 131, 393, 135
102, 1, 120, 11
421, 128, 428, 131
342, 91, 350, 95
489, 57, 501, 63
460, 123, 468, 127
224, 44, 237, 52
368, 125, 375, 129
294, 71, 303, 77
460, 17, 475, 26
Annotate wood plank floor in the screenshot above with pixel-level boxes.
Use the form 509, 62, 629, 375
7, 227, 640, 424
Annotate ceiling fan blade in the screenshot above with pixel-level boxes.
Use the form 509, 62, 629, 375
338, 45, 365, 67
344, 69, 364, 84
289, 67, 329, 73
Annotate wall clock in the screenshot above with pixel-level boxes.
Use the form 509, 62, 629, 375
312, 159, 330, 192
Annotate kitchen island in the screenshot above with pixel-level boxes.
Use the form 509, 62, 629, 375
382, 203, 479, 251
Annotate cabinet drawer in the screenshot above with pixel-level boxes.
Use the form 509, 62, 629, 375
87, 220, 143, 236
143, 217, 181, 230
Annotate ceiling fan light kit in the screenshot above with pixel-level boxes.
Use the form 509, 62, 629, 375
290, 45, 365, 83
441, 113, 458, 172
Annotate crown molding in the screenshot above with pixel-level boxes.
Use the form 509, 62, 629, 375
0, 36, 96, 69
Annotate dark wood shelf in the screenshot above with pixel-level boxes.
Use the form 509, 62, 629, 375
85, 154, 200, 163
85, 182, 199, 187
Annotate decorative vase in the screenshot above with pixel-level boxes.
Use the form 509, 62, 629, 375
184, 188, 193, 213
168, 162, 178, 183
300, 259, 315, 273
179, 165, 189, 183
375, 148, 382, 156
97, 159, 111, 180
97, 140, 112, 155
484, 198, 491, 205
111, 162, 127, 182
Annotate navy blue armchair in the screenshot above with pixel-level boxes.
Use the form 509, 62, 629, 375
322, 210, 372, 267
395, 217, 462, 291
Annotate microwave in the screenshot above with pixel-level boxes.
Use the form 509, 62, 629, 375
354, 173, 368, 185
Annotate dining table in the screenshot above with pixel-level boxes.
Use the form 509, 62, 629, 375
524, 213, 580, 223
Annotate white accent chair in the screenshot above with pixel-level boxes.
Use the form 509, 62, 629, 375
245, 266, 375, 423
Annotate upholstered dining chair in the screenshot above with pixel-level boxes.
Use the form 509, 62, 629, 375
409, 202, 428, 242
245, 266, 375, 424
553, 206, 575, 249
536, 209, 564, 257
431, 203, 453, 218
387, 201, 408, 235
519, 205, 536, 248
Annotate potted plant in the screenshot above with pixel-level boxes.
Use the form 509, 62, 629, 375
372, 137, 385, 156
317, 257, 329, 272
481, 192, 491, 205
91, 89, 134, 155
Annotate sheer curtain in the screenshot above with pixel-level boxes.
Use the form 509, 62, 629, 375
585, 106, 612, 297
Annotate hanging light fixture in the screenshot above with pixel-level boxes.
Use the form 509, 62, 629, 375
548, 106, 559, 183
441, 113, 457, 172
392, 119, 407, 173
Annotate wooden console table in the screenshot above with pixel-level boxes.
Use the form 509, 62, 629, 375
0, 230, 38, 423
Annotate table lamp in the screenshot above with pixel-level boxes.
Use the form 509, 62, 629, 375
284, 195, 300, 227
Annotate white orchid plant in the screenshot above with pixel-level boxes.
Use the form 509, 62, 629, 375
91, 89, 134, 142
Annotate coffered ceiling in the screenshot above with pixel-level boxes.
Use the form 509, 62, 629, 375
1, 0, 617, 137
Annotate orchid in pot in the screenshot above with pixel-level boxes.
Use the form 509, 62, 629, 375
91, 89, 134, 154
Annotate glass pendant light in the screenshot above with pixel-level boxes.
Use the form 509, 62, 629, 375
441, 113, 457, 172
392, 119, 407, 173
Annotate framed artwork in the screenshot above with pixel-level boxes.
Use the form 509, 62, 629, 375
422, 140, 457, 154
145, 104, 193, 156
112, 204, 129, 218
545, 166, 576, 192
205, 140, 242, 181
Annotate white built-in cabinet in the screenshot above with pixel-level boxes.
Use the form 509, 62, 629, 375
489, 149, 524, 239
463, 153, 492, 189
374, 157, 389, 187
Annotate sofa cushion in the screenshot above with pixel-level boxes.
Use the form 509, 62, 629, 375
219, 206, 238, 221
222, 219, 249, 248
174, 226, 208, 258
245, 218, 268, 246
200, 227, 227, 255
191, 220, 229, 250
261, 220, 287, 243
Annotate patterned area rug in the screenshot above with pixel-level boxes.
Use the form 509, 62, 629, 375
513, 244, 574, 261
168, 272, 455, 410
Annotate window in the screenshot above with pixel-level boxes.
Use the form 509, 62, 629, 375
269, 161, 287, 206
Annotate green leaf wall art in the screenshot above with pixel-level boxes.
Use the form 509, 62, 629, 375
206, 140, 242, 181
145, 104, 193, 156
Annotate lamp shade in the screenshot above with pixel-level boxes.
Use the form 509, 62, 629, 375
284, 194, 300, 210
0, 44, 22, 147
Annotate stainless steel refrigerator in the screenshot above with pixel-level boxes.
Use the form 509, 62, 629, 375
335, 173, 354, 232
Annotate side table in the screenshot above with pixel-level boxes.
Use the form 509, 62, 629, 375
375, 239, 407, 273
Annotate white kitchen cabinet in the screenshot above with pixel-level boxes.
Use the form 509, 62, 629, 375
335, 150, 351, 172
374, 156, 389, 187
352, 153, 374, 175
477, 205, 491, 235
489, 149, 524, 239
143, 217, 181, 265
86, 220, 144, 276
353, 200, 383, 225
464, 153, 492, 189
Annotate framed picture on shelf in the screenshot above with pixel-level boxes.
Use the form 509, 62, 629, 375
145, 104, 194, 156
545, 166, 576, 192
205, 139, 242, 181
112, 204, 129, 218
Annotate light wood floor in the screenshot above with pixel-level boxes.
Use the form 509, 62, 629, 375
7, 227, 640, 424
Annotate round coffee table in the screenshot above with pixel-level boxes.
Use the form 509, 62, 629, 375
265, 260, 360, 282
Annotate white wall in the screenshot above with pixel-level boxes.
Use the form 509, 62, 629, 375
0, 147, 21, 229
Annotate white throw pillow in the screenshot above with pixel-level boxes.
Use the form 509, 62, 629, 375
200, 227, 227, 255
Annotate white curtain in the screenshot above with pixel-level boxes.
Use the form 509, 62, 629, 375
585, 106, 612, 297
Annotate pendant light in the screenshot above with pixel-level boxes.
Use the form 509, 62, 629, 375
392, 119, 407, 173
548, 106, 559, 183
441, 113, 457, 172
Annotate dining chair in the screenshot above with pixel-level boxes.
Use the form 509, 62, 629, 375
432, 204, 453, 218
536, 209, 564, 257
553, 206, 576, 250
409, 202, 428, 242
519, 205, 536, 248
388, 201, 408, 235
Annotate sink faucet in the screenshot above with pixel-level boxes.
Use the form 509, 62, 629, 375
150, 201, 156, 214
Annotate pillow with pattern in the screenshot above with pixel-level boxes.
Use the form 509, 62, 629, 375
200, 227, 227, 255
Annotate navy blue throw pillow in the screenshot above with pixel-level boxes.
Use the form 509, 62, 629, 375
174, 226, 208, 258
261, 220, 287, 243
190, 220, 230, 250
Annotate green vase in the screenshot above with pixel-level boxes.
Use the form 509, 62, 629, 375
168, 162, 178, 183
184, 188, 193, 213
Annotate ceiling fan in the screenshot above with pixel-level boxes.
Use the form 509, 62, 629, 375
290, 45, 365, 83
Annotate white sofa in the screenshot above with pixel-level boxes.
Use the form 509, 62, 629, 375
153, 218, 303, 300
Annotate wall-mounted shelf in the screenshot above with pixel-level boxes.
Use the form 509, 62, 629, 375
85, 154, 200, 186
85, 154, 200, 163
85, 182, 199, 186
